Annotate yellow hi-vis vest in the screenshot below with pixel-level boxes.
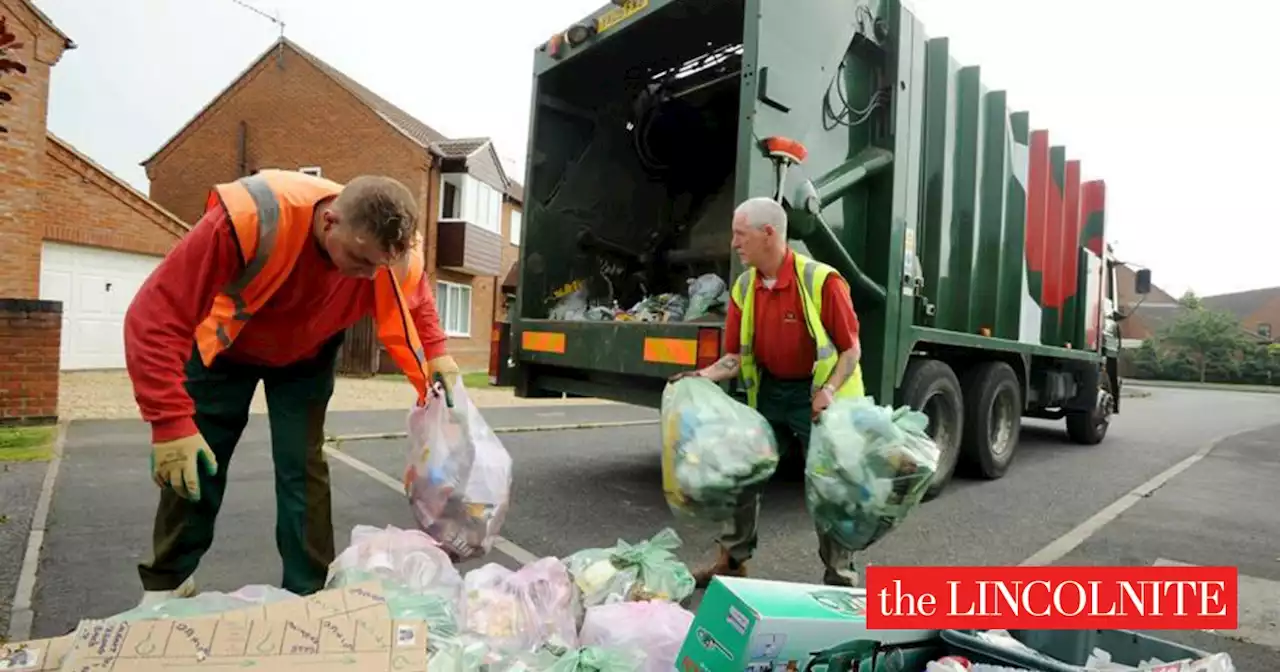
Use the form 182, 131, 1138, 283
729, 252, 866, 408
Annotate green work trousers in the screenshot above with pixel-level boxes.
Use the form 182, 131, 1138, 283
718, 371, 861, 586
137, 334, 343, 595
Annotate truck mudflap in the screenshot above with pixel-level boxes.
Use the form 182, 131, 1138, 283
512, 320, 724, 406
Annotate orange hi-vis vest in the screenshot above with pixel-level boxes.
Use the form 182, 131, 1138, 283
194, 169, 432, 404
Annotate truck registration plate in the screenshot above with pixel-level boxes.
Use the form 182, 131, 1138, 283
597, 0, 649, 34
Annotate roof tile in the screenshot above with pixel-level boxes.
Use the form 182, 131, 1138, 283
283, 38, 448, 149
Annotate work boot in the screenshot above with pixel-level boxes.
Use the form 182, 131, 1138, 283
692, 547, 747, 589
137, 575, 197, 609
822, 567, 859, 588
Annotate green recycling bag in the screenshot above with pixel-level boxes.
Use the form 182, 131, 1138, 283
563, 528, 695, 607
805, 396, 940, 553
660, 377, 778, 521
544, 647, 644, 672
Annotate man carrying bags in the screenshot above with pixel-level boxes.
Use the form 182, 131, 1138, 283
124, 169, 459, 605
672, 197, 866, 587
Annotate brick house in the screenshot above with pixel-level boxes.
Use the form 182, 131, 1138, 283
1, 0, 188, 423
139, 37, 522, 371
1114, 263, 1184, 345
1201, 288, 1280, 341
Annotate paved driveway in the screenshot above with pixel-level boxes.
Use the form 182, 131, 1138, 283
56, 371, 603, 421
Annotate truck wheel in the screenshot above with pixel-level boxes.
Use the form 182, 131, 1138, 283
960, 362, 1022, 480
1066, 370, 1113, 445
898, 359, 964, 501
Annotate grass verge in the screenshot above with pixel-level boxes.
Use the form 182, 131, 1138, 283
0, 424, 57, 462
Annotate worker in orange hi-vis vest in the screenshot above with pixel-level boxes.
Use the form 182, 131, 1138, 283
123, 170, 459, 604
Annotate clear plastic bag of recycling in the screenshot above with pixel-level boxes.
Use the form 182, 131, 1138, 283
563, 528, 695, 608
326, 524, 466, 637
805, 396, 940, 553
106, 584, 297, 622
404, 376, 513, 561
579, 601, 693, 672
683, 274, 728, 321
661, 377, 778, 521
549, 281, 590, 321
464, 558, 581, 655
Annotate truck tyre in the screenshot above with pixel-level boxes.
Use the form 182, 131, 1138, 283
898, 359, 964, 501
959, 361, 1022, 480
1066, 370, 1113, 445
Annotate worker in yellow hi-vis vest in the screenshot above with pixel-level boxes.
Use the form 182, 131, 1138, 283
670, 197, 865, 587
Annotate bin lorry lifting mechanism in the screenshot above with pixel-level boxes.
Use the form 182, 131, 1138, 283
496, 0, 1154, 498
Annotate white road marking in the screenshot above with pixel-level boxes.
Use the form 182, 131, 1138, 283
7, 423, 68, 641
1154, 558, 1280, 648
322, 444, 540, 567
1020, 428, 1254, 567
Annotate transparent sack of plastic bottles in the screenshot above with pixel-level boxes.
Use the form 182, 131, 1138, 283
325, 524, 466, 637
463, 558, 581, 655
661, 377, 778, 522
404, 376, 513, 561
579, 601, 693, 672
805, 396, 939, 553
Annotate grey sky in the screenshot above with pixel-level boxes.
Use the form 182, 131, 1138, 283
35, 0, 1278, 298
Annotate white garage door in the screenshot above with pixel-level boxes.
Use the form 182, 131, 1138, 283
39, 242, 163, 370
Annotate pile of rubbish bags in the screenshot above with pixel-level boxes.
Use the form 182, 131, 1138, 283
114, 525, 699, 672
805, 396, 941, 553
660, 377, 779, 521
548, 273, 729, 323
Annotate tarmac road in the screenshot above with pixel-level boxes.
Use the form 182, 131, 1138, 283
13, 385, 1280, 668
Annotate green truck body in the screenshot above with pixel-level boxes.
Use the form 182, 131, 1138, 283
504, 0, 1152, 496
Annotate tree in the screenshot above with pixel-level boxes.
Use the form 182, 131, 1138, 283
0, 15, 28, 135
1160, 304, 1249, 383
1176, 290, 1202, 310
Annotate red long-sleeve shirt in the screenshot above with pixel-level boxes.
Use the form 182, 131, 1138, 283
724, 250, 860, 379
125, 202, 449, 444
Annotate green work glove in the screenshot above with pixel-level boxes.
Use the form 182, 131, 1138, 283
150, 433, 218, 501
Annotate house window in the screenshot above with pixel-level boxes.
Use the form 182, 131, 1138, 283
441, 179, 460, 218
1259, 323, 1272, 339
509, 210, 522, 246
299, 166, 322, 176
439, 175, 502, 235
436, 281, 472, 337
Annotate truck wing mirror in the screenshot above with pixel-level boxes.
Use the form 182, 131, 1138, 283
1135, 269, 1152, 295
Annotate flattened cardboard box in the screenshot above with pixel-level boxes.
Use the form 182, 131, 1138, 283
55, 580, 429, 671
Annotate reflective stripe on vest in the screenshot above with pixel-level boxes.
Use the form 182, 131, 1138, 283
195, 170, 431, 403
729, 252, 865, 409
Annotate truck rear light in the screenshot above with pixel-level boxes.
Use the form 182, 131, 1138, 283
488, 322, 502, 382
695, 327, 721, 370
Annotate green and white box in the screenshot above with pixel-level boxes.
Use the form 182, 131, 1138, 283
676, 576, 937, 671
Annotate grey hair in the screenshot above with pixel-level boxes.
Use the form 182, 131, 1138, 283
735, 197, 787, 240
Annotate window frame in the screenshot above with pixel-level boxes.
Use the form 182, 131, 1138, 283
435, 280, 473, 337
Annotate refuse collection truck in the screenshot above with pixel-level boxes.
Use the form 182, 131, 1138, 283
499, 0, 1154, 497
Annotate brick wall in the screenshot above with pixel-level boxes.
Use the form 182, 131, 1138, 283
42, 136, 187, 254
495, 199, 521, 322
144, 46, 428, 226
0, 0, 67, 298
0, 299, 60, 425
